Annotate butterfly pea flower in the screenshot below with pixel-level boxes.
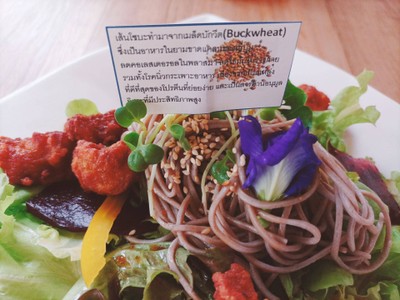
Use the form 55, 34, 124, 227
238, 116, 320, 201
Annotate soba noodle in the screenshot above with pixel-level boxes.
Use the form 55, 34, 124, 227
125, 112, 392, 300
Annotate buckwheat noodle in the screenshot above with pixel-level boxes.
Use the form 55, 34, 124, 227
125, 113, 392, 300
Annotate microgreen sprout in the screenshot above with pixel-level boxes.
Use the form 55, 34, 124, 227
210, 111, 227, 120
123, 131, 164, 173
123, 132, 140, 151
115, 99, 148, 132
211, 149, 235, 184
127, 144, 164, 172
168, 124, 191, 151
115, 100, 164, 172
259, 107, 278, 121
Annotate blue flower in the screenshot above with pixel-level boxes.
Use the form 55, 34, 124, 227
238, 116, 320, 201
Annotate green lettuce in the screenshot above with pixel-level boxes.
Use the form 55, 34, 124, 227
281, 226, 400, 299
0, 170, 81, 300
86, 243, 219, 300
387, 171, 400, 205
259, 80, 313, 128
90, 243, 187, 299
281, 80, 313, 128
65, 98, 99, 117
311, 70, 380, 151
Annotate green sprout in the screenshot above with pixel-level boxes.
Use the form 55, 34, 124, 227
210, 149, 236, 184
259, 107, 278, 121
210, 111, 227, 120
115, 100, 164, 172
115, 99, 148, 132
168, 124, 191, 151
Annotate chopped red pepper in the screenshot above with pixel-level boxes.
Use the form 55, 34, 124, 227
212, 263, 258, 300
299, 84, 331, 111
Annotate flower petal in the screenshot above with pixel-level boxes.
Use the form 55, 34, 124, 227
243, 158, 259, 188
282, 129, 320, 196
284, 163, 319, 197
257, 118, 304, 166
238, 116, 263, 158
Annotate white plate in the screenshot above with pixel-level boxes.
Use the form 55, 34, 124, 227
0, 14, 399, 177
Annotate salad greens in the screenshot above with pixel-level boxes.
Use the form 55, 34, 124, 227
0, 170, 82, 300
65, 98, 99, 117
88, 243, 218, 300
281, 80, 313, 128
278, 226, 400, 300
310, 70, 380, 151
388, 171, 400, 205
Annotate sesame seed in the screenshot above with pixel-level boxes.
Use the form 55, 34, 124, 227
172, 152, 178, 161
201, 227, 211, 235
195, 158, 201, 167
204, 149, 212, 154
239, 154, 246, 166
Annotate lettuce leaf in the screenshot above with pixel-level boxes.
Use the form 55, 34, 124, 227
281, 80, 313, 128
303, 260, 354, 292
0, 170, 81, 300
311, 70, 380, 151
65, 98, 99, 117
90, 243, 187, 299
88, 243, 218, 300
280, 227, 400, 299
387, 171, 400, 205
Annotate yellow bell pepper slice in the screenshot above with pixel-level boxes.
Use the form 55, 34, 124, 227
81, 193, 127, 287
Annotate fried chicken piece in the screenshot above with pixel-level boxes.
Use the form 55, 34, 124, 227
64, 110, 125, 145
212, 263, 258, 300
0, 132, 74, 186
71, 140, 135, 195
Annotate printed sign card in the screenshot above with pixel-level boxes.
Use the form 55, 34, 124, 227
106, 21, 301, 114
